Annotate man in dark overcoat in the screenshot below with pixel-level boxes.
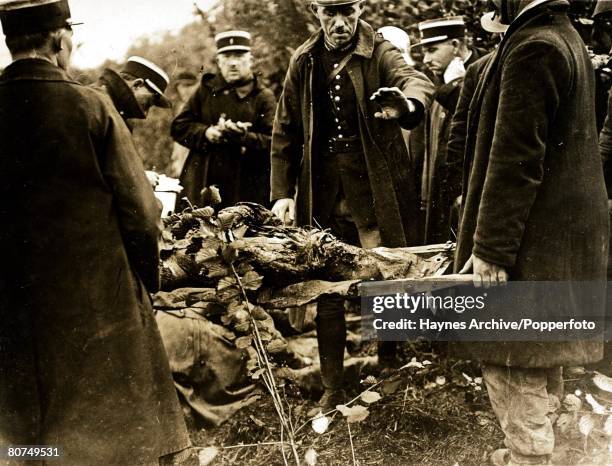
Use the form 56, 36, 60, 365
270, 0, 434, 407
455, 0, 609, 463
171, 30, 276, 208
0, 1, 190, 464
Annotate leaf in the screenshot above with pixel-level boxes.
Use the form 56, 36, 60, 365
191, 206, 215, 219
251, 368, 265, 380
586, 393, 607, 415
198, 447, 219, 466
221, 244, 239, 264
304, 448, 318, 466
336, 404, 369, 423
249, 415, 265, 427
217, 276, 240, 302
233, 309, 250, 324
556, 413, 575, 435
362, 375, 377, 386
258, 331, 274, 342
579, 414, 596, 437
435, 376, 446, 386
361, 391, 382, 404
232, 225, 249, 239
563, 394, 582, 412
380, 377, 402, 395
266, 339, 287, 354
235, 335, 253, 349
242, 270, 264, 291
401, 357, 424, 370
250, 306, 269, 321
311, 415, 330, 434
604, 416, 612, 436
593, 372, 612, 393
234, 321, 251, 333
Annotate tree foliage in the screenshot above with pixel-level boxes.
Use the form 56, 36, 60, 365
75, 0, 598, 174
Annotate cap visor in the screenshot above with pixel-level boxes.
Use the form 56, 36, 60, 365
410, 35, 449, 48
312, 0, 359, 5
156, 94, 172, 109
217, 45, 250, 54
144, 78, 172, 109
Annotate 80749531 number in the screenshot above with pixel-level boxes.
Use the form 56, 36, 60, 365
1, 446, 62, 459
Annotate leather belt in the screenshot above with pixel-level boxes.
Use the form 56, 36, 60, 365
327, 135, 362, 154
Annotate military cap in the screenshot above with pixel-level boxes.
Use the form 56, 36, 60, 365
412, 16, 466, 48
312, 0, 361, 5
123, 56, 172, 109
0, 0, 80, 36
215, 30, 251, 54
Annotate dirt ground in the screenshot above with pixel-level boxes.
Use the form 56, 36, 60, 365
184, 342, 505, 466
178, 340, 612, 466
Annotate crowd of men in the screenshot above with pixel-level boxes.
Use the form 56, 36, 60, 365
1, 0, 611, 464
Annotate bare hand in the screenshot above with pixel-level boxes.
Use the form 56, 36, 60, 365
223, 119, 246, 135
459, 254, 508, 288
271, 198, 295, 225
205, 126, 223, 144
370, 87, 415, 120
224, 120, 252, 134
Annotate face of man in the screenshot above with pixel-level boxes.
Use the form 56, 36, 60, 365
312, 2, 364, 48
176, 81, 198, 103
216, 51, 253, 84
422, 40, 456, 76
593, 16, 612, 55
130, 80, 158, 116
56, 27, 73, 71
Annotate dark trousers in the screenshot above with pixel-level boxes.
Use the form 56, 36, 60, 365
314, 151, 395, 390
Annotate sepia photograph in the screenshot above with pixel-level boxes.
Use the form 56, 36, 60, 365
1, 0, 611, 465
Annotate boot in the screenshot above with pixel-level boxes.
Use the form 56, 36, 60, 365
377, 341, 401, 371
316, 298, 347, 409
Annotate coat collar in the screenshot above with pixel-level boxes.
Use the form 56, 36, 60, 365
502, 0, 569, 40
98, 68, 146, 121
204, 72, 265, 99
0, 58, 77, 84
295, 19, 376, 60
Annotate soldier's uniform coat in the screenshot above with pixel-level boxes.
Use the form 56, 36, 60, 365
271, 21, 434, 247
171, 74, 276, 208
0, 59, 190, 465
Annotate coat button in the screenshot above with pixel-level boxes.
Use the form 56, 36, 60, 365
333, 63, 339, 68
335, 85, 340, 90
335, 75, 341, 80
334, 96, 340, 102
